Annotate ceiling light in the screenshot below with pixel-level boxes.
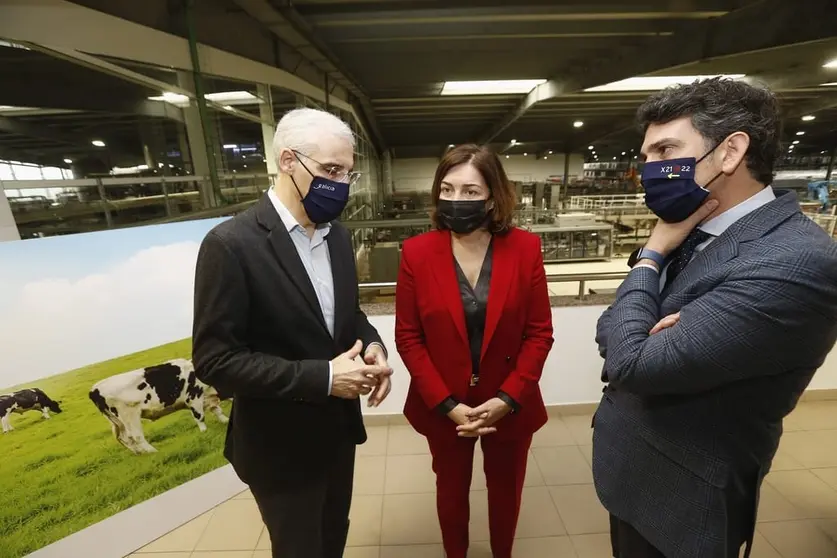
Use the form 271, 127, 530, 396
505, 155, 509, 159
222, 105, 234, 111
588, 145, 594, 150
543, 156, 548, 160
63, 158, 73, 164
823, 59, 837, 69
573, 120, 584, 128
523, 152, 528, 156
621, 151, 626, 156
149, 90, 261, 108
441, 79, 546, 96
796, 131, 805, 136
91, 140, 105, 147
548, 150, 553, 154
448, 144, 454, 148
585, 74, 746, 93
223, 144, 239, 149
792, 140, 800, 145
511, 139, 517, 144
822, 151, 827, 154
612, 157, 617, 160
633, 156, 638, 159
802, 115, 816, 121
820, 82, 837, 87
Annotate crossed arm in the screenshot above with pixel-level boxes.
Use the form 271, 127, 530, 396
597, 255, 837, 396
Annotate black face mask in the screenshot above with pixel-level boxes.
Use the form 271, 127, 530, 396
436, 199, 489, 234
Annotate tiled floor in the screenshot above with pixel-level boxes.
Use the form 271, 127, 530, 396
129, 400, 837, 558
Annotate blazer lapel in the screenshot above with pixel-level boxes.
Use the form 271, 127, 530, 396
430, 230, 469, 346
326, 228, 352, 340
481, 232, 515, 362
256, 196, 329, 334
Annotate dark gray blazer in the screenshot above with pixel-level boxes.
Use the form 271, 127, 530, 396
593, 190, 837, 558
192, 195, 384, 488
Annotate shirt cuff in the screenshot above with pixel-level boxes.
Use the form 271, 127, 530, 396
327, 362, 333, 396
632, 262, 660, 273
435, 396, 459, 415
497, 390, 521, 413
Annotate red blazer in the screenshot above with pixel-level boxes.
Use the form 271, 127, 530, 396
395, 227, 554, 441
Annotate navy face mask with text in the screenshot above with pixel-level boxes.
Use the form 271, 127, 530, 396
641, 147, 722, 223
291, 153, 350, 224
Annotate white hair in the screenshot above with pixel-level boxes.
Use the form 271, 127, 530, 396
272, 108, 355, 164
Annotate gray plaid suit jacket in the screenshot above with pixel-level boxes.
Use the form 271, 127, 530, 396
592, 190, 837, 558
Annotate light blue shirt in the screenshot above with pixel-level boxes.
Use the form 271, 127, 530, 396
268, 189, 337, 392
657, 186, 777, 290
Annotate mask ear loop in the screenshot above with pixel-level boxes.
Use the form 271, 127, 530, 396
290, 150, 316, 201
695, 141, 726, 192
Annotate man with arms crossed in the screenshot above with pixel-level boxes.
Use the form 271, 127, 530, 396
192, 108, 392, 558
593, 78, 837, 558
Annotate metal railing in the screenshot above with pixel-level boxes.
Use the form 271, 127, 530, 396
359, 270, 629, 300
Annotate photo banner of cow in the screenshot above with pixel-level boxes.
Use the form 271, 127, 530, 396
0, 218, 232, 558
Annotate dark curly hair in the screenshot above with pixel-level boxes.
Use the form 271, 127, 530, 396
636, 77, 782, 185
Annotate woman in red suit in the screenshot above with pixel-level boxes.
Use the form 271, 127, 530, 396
395, 144, 554, 558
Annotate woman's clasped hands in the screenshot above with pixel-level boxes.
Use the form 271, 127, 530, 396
448, 398, 512, 438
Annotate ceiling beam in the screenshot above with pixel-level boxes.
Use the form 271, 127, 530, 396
319, 20, 677, 43
19, 42, 265, 126
231, 0, 387, 155
479, 0, 837, 143
297, 0, 732, 23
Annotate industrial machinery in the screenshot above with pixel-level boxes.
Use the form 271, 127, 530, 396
527, 213, 613, 263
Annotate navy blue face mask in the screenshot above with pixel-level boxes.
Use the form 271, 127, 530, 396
291, 152, 350, 224
641, 146, 723, 223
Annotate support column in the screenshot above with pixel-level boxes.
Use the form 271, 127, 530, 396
382, 150, 394, 197
0, 185, 20, 241
535, 182, 545, 210
178, 71, 220, 208
258, 84, 278, 187
826, 147, 836, 181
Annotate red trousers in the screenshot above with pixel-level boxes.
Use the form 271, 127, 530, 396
426, 433, 532, 558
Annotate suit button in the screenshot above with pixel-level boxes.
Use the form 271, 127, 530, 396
506, 356, 511, 362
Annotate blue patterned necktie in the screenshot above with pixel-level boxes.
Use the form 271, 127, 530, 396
665, 229, 712, 285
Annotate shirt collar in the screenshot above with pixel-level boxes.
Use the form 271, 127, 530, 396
267, 188, 331, 235
699, 186, 776, 237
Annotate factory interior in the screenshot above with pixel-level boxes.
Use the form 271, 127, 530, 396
1, 1, 837, 558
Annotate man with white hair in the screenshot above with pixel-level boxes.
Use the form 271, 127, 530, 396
192, 107, 392, 558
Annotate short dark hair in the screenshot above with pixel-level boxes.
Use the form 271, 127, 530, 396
636, 77, 782, 185
430, 144, 516, 234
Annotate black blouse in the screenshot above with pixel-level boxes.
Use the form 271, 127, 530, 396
436, 241, 520, 416
456, 241, 493, 379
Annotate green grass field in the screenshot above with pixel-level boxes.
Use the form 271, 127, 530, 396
0, 339, 231, 558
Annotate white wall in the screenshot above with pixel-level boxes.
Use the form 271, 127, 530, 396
362, 305, 837, 416
392, 154, 585, 193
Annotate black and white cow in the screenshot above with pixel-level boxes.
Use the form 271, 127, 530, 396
0, 388, 63, 433
88, 358, 228, 454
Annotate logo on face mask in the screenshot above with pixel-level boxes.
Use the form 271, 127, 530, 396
313, 183, 336, 191
640, 146, 722, 223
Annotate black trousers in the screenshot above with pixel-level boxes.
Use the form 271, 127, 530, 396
610, 514, 751, 558
610, 515, 666, 558
250, 442, 356, 558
